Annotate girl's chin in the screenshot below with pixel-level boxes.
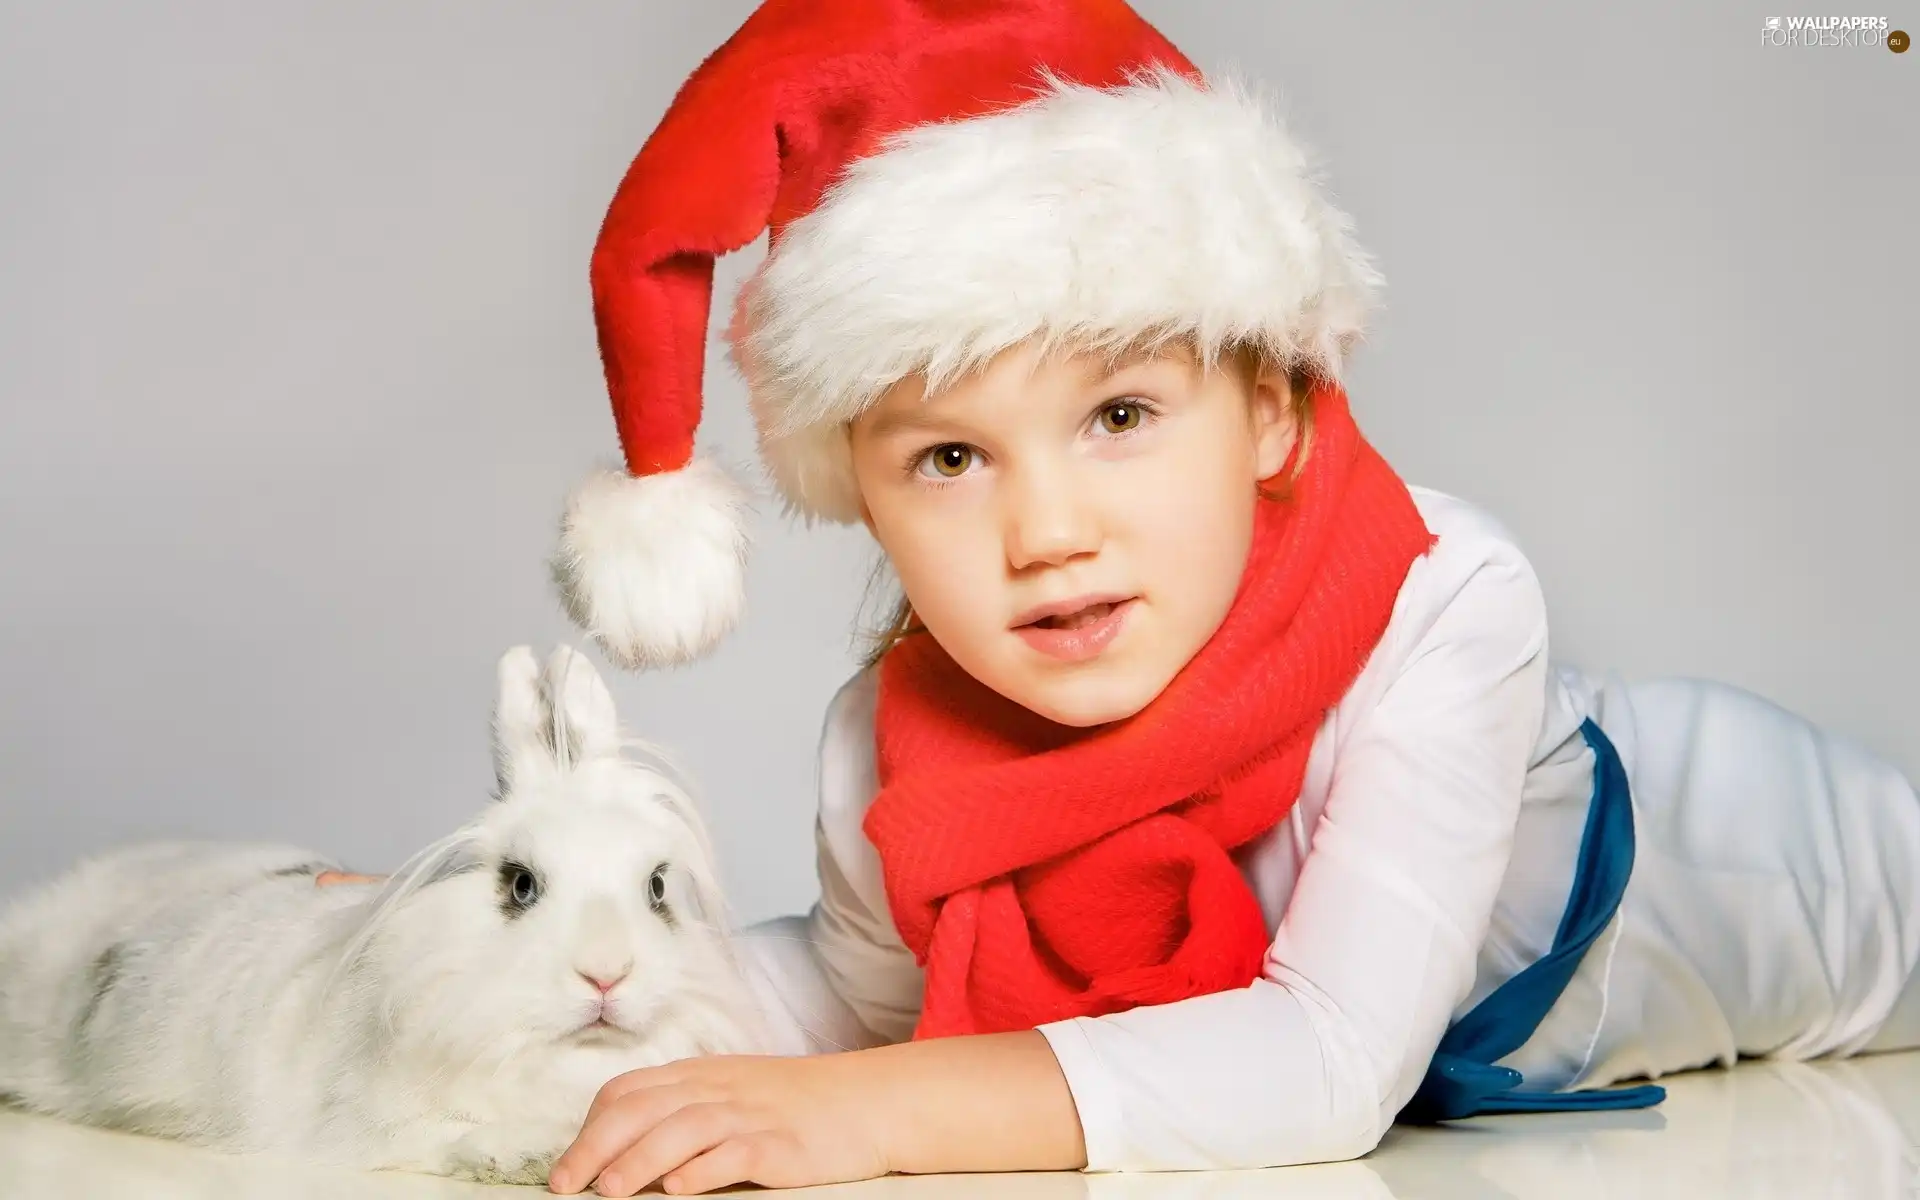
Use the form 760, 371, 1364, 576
1006, 667, 1161, 729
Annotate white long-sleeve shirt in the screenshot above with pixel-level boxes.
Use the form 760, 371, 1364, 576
733, 486, 1920, 1171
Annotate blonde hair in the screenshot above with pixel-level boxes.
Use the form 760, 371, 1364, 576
852, 339, 1322, 669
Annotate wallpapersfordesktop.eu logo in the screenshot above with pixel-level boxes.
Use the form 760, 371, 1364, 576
1760, 15, 1908, 50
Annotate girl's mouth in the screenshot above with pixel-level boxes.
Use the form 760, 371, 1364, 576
1034, 602, 1117, 629
1015, 598, 1137, 662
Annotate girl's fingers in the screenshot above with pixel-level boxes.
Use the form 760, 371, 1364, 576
591, 1103, 744, 1198
659, 1133, 773, 1195
581, 1061, 696, 1128
579, 1070, 653, 1130
313, 871, 384, 887
548, 1086, 713, 1194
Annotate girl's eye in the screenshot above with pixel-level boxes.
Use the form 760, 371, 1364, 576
1098, 401, 1144, 434
648, 865, 668, 907
917, 444, 975, 479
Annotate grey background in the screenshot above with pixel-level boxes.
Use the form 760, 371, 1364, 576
2, 0, 1914, 924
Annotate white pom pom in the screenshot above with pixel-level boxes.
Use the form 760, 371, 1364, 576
550, 459, 752, 670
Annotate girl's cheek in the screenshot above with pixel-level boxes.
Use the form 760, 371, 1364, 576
1133, 458, 1255, 563
891, 511, 995, 595
1113, 451, 1216, 522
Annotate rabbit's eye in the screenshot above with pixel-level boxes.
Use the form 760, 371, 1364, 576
648, 864, 669, 912
497, 860, 541, 917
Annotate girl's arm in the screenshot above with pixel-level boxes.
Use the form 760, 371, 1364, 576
859, 1029, 1088, 1173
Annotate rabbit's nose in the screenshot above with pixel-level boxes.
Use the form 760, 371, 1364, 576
580, 970, 629, 994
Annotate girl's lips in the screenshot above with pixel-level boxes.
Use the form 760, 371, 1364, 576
1013, 598, 1137, 662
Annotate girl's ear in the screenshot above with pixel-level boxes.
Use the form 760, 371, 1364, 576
1249, 367, 1298, 482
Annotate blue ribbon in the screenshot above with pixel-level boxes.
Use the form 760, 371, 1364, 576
1399, 719, 1667, 1123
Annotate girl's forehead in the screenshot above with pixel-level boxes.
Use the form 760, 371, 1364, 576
882, 338, 1205, 406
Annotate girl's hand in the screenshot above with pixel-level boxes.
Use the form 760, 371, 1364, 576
314, 871, 384, 886
548, 1030, 1085, 1195
546, 1052, 892, 1196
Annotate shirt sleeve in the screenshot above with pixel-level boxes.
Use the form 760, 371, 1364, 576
1035, 535, 1553, 1172
732, 669, 927, 1055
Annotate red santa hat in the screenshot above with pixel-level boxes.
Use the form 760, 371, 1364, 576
552, 0, 1384, 670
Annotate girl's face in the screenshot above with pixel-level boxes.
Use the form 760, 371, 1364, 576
849, 341, 1296, 727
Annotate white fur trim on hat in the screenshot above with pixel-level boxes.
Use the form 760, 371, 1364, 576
728, 65, 1385, 525
550, 458, 752, 670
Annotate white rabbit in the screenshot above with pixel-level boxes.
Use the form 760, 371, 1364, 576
0, 644, 770, 1184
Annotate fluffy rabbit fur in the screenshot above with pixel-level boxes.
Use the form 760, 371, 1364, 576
0, 644, 769, 1184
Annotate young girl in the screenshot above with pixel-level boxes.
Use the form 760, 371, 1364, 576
363, 0, 1920, 1194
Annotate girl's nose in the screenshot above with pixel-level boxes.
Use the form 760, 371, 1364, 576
1004, 468, 1100, 569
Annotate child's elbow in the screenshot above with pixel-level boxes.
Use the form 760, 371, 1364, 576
1177, 1077, 1392, 1172
1167, 1116, 1385, 1174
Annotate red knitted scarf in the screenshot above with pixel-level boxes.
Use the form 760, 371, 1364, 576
861, 380, 1435, 1039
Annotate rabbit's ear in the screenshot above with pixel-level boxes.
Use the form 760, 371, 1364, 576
647, 771, 732, 930
674, 811, 733, 931
543, 644, 621, 768
492, 645, 550, 794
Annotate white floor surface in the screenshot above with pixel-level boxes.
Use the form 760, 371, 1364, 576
1, 1052, 1914, 1199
